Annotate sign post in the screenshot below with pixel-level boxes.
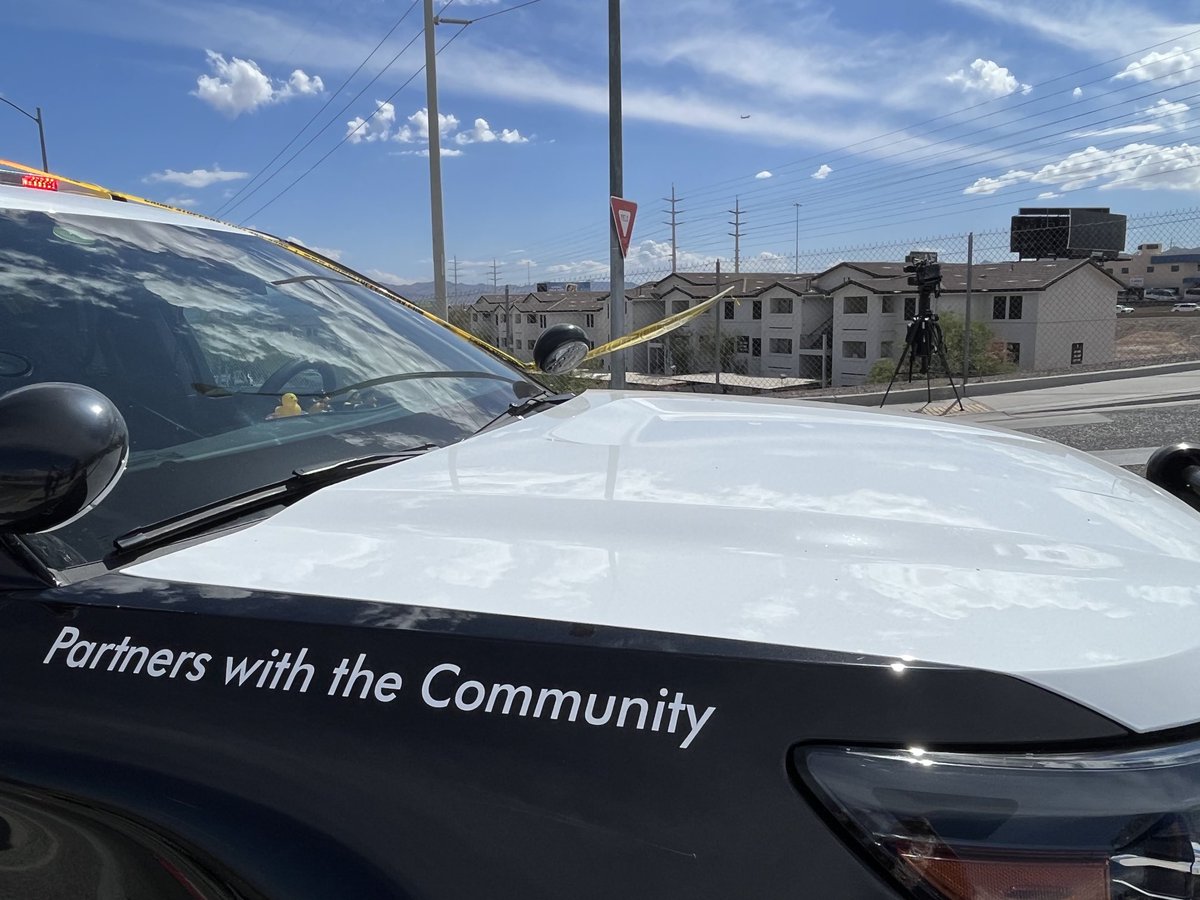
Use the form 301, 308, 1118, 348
611, 197, 637, 258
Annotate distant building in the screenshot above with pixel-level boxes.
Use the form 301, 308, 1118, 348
626, 258, 1121, 387
1103, 243, 1200, 297
466, 291, 609, 361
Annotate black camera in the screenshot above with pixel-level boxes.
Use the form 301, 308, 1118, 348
904, 260, 942, 292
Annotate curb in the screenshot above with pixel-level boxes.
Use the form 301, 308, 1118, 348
812, 359, 1200, 408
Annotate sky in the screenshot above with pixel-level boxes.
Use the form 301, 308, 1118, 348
4, 0, 1200, 290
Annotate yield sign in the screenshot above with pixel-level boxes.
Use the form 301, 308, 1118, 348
610, 196, 637, 258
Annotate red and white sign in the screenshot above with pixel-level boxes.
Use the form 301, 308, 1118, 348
610, 196, 637, 258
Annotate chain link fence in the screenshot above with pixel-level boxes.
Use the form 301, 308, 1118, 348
440, 205, 1200, 398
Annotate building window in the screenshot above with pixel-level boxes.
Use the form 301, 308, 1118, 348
1147, 266, 1155, 273
752, 300, 762, 320
586, 314, 595, 328
844, 295, 869, 314
842, 340, 867, 359
904, 297, 916, 319
752, 338, 761, 357
1006, 342, 1021, 365
882, 297, 895, 314
724, 300, 735, 319
539, 315, 547, 328
880, 340, 894, 359
671, 300, 689, 315
768, 337, 793, 354
736, 335, 750, 354
527, 314, 537, 324
771, 297, 793, 314
1071, 342, 1084, 365
1121, 267, 1129, 274
993, 295, 1023, 319
1172, 265, 1181, 272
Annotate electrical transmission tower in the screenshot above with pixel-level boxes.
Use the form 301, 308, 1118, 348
662, 183, 685, 273
728, 197, 744, 274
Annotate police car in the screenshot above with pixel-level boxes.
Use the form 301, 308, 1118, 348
3, 163, 1200, 899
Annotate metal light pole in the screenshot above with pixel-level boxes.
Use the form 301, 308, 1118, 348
0, 97, 48, 171
608, 0, 626, 389
422, 2, 472, 320
793, 202, 802, 273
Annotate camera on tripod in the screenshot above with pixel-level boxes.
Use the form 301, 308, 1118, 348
904, 259, 942, 298
880, 253, 963, 411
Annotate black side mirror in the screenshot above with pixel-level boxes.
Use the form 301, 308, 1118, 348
532, 323, 590, 375
1146, 442, 1200, 511
0, 383, 129, 533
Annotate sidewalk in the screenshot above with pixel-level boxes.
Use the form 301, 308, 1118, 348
896, 368, 1200, 419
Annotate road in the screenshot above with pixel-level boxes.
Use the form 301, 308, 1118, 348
894, 367, 1200, 474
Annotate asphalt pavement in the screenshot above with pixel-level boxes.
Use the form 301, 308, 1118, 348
895, 366, 1200, 473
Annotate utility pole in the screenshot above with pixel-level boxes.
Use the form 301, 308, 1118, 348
728, 197, 743, 274
526, 260, 532, 288
505, 284, 513, 350
0, 97, 48, 171
714, 259, 722, 389
663, 183, 685, 274
451, 255, 460, 304
608, 0, 626, 389
793, 202, 802, 274
422, 1, 472, 320
490, 258, 500, 293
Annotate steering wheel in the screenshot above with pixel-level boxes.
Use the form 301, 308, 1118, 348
260, 359, 338, 395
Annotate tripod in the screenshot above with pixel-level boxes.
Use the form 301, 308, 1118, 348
879, 289, 964, 411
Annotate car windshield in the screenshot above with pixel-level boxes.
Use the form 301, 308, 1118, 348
0, 204, 536, 567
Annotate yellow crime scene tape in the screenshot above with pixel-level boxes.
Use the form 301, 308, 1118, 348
0, 157, 732, 377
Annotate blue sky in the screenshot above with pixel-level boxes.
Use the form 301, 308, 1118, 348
4, 0, 1200, 288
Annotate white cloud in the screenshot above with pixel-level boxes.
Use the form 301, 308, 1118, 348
1073, 87, 1083, 98
1072, 123, 1164, 138
366, 268, 420, 285
755, 170, 773, 179
395, 107, 460, 143
946, 58, 1031, 97
963, 169, 1035, 194
398, 148, 466, 158
811, 164, 833, 180
193, 50, 323, 116
454, 117, 528, 144
285, 236, 343, 260
1143, 98, 1190, 125
1115, 47, 1200, 87
1072, 99, 1192, 138
1036, 192, 1060, 199
349, 105, 529, 154
943, 0, 1179, 56
287, 69, 323, 96
144, 166, 248, 188
966, 142, 1200, 195
346, 100, 398, 143
1032, 142, 1200, 192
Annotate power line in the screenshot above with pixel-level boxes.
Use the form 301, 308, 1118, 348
216, 0, 421, 217
238, 26, 470, 223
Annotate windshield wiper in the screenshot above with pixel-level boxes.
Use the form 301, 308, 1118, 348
472, 391, 576, 435
112, 445, 436, 557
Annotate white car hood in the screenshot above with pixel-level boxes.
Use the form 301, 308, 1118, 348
129, 391, 1200, 733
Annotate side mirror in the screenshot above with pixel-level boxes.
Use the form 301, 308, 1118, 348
1146, 442, 1200, 511
0, 383, 129, 534
533, 323, 590, 375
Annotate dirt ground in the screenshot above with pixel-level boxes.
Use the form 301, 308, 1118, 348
1117, 310, 1200, 361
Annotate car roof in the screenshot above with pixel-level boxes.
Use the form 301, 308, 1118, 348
0, 182, 246, 234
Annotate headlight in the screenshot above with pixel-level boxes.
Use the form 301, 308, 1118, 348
800, 739, 1200, 900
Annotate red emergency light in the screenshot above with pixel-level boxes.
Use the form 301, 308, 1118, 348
20, 174, 58, 192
